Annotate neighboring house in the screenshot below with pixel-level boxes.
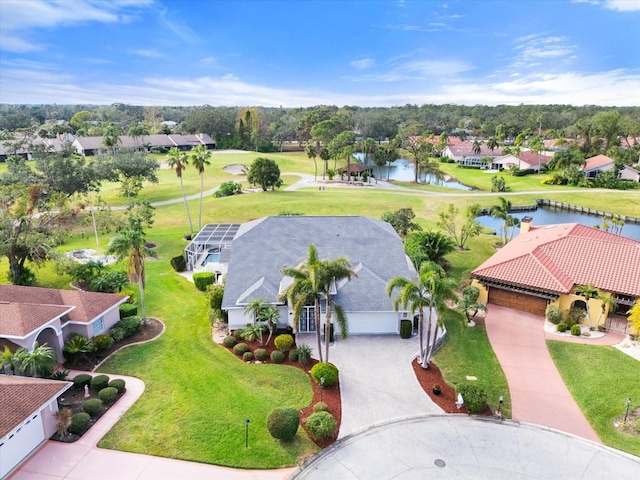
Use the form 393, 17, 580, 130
0, 137, 73, 162
620, 165, 640, 182
215, 216, 415, 334
0, 375, 71, 478
72, 133, 215, 156
471, 219, 640, 327
493, 151, 552, 172
0, 286, 128, 362
581, 154, 615, 178
442, 143, 504, 166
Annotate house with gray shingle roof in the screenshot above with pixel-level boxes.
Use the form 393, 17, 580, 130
218, 216, 416, 334
72, 133, 215, 156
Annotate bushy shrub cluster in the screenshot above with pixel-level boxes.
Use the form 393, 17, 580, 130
90, 375, 110, 392
310, 363, 339, 387
72, 374, 92, 388
400, 319, 412, 339
108, 379, 126, 393
193, 272, 216, 291
214, 181, 242, 197
306, 411, 337, 441
83, 399, 103, 416
570, 324, 582, 336
457, 383, 487, 413
270, 350, 285, 363
69, 412, 91, 434
99, 386, 118, 404
254, 348, 268, 361
110, 316, 142, 342
267, 407, 299, 441
222, 335, 237, 348
170, 254, 186, 272
545, 305, 563, 325
64, 335, 93, 362
233, 343, 250, 356
92, 333, 114, 353
274, 334, 294, 351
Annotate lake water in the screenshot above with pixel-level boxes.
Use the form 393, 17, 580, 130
355, 153, 472, 190
478, 206, 640, 241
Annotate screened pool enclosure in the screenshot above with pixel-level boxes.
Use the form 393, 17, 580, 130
184, 223, 240, 271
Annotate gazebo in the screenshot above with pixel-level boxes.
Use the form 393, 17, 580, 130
336, 164, 373, 181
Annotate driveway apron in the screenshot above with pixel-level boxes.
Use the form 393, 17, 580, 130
484, 305, 600, 442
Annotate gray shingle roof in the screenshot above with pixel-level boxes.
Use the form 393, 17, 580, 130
221, 216, 416, 312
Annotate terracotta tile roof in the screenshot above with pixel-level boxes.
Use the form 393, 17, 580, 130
583, 154, 615, 171
0, 302, 72, 337
473, 223, 640, 296
0, 376, 71, 438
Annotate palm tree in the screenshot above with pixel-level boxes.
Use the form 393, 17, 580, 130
594, 295, 617, 329
490, 196, 513, 244
191, 144, 212, 232
472, 140, 482, 155
1, 346, 19, 375
102, 123, 121, 154
321, 255, 356, 362
168, 148, 194, 235
18, 343, 57, 377
319, 147, 330, 180
486, 137, 499, 154
305, 143, 318, 181
261, 304, 280, 346
574, 284, 599, 324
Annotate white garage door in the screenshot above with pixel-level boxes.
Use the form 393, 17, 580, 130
347, 312, 399, 334
0, 411, 45, 478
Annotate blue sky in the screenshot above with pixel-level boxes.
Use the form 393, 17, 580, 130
1, 0, 639, 106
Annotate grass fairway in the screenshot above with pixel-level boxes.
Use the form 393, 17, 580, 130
546, 341, 640, 456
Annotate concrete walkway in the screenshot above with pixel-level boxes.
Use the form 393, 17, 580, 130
291, 416, 640, 479
484, 305, 600, 442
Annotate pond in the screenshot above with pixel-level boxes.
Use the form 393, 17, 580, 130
354, 153, 472, 190
478, 206, 640, 241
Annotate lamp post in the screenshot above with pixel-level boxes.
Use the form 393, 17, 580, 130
624, 397, 632, 425
497, 396, 504, 419
245, 418, 250, 449
320, 377, 325, 402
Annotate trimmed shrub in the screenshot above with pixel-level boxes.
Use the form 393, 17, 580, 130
270, 350, 285, 364
233, 343, 250, 356
108, 379, 126, 393
274, 334, 294, 351
243, 351, 254, 361
111, 316, 142, 339
400, 319, 412, 339
557, 322, 569, 333
571, 324, 582, 336
63, 334, 93, 361
110, 326, 125, 342
289, 349, 299, 362
254, 348, 268, 361
223, 335, 237, 348
92, 333, 114, 353
297, 344, 312, 366
266, 407, 299, 442
545, 305, 563, 325
310, 363, 339, 387
193, 272, 216, 291
313, 402, 329, 413
170, 255, 186, 272
306, 411, 337, 441
72, 374, 92, 389
214, 181, 242, 198
566, 307, 585, 326
457, 383, 487, 413
69, 412, 91, 434
119, 303, 138, 319
82, 398, 103, 416
90, 374, 110, 392
99, 387, 118, 404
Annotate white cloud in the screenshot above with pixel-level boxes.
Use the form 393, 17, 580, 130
350, 58, 376, 69
357, 58, 473, 82
605, 0, 640, 10
130, 49, 164, 58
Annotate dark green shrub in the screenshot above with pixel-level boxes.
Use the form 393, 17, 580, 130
193, 272, 216, 291
222, 335, 237, 348
90, 270, 128, 293
306, 411, 337, 441
119, 303, 138, 319
310, 363, 339, 387
73, 374, 92, 389
90, 374, 110, 391
92, 333, 114, 353
50, 369, 70, 381
274, 334, 294, 351
313, 402, 329, 413
69, 412, 91, 434
266, 407, 299, 442
566, 307, 585, 326
108, 379, 126, 393
457, 383, 487, 413
63, 334, 93, 361
270, 350, 285, 363
110, 326, 125, 342
111, 316, 142, 339
557, 322, 569, 333
289, 349, 299, 362
82, 398, 103, 416
99, 387, 118, 404
243, 351, 254, 361
571, 324, 582, 336
400, 319, 412, 339
233, 343, 250, 356
297, 344, 312, 365
545, 305, 563, 325
170, 255, 186, 272
214, 181, 242, 197
254, 348, 268, 361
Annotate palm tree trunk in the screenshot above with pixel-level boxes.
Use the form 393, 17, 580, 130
180, 176, 194, 235
325, 299, 332, 362
199, 172, 204, 232
422, 307, 433, 368
138, 275, 147, 326
417, 308, 425, 366
427, 307, 440, 366
315, 299, 323, 363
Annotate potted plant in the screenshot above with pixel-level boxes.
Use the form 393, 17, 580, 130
432, 384, 442, 396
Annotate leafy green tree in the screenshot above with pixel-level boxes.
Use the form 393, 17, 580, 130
95, 152, 159, 201
592, 110, 622, 150
490, 175, 508, 192
404, 230, 456, 270
458, 286, 486, 323
247, 157, 282, 191
17, 343, 57, 377
191, 144, 212, 231
376, 140, 400, 181
70, 110, 93, 131
436, 203, 483, 250
167, 147, 193, 235
102, 123, 122, 154
305, 143, 319, 181
396, 122, 434, 182
381, 208, 422, 238
327, 131, 356, 180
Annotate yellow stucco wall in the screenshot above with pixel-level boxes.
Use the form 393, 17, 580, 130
471, 279, 489, 303
548, 289, 614, 326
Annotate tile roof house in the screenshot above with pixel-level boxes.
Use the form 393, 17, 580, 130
493, 152, 552, 171
471, 220, 640, 326
72, 133, 215, 156
0, 286, 128, 362
0, 375, 71, 478
442, 143, 504, 167
218, 216, 416, 334
581, 154, 615, 178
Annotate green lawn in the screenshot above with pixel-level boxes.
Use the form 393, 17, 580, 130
546, 341, 640, 456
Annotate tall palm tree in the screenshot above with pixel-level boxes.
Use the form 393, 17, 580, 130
472, 139, 482, 155
594, 295, 617, 329
490, 196, 513, 244
167, 147, 194, 235
486, 137, 499, 154
321, 255, 356, 362
191, 145, 212, 232
18, 343, 57, 377
305, 143, 318, 181
1, 346, 19, 375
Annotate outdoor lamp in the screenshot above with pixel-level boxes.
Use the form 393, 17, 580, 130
245, 418, 250, 448
624, 397, 632, 424
320, 377, 325, 402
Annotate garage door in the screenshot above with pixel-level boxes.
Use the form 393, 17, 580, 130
0, 411, 45, 478
488, 288, 548, 316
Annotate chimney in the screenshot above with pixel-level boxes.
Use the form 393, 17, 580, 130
520, 216, 533, 234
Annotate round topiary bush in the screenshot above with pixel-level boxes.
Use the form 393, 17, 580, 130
243, 351, 254, 361
270, 350, 285, 363
223, 335, 237, 348
289, 349, 299, 362
313, 402, 329, 413
274, 334, 294, 351
266, 407, 299, 442
557, 322, 569, 333
310, 362, 339, 387
233, 343, 250, 356
69, 412, 91, 434
306, 411, 337, 441
90, 374, 110, 391
72, 374, 92, 389
545, 305, 563, 325
108, 379, 126, 393
571, 324, 582, 336
98, 387, 118, 404
82, 398, 103, 417
457, 383, 487, 413
254, 348, 268, 361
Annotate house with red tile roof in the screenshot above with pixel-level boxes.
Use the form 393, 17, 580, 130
0, 285, 128, 362
581, 154, 615, 178
442, 143, 504, 167
493, 151, 552, 172
471, 220, 640, 328
0, 375, 71, 478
